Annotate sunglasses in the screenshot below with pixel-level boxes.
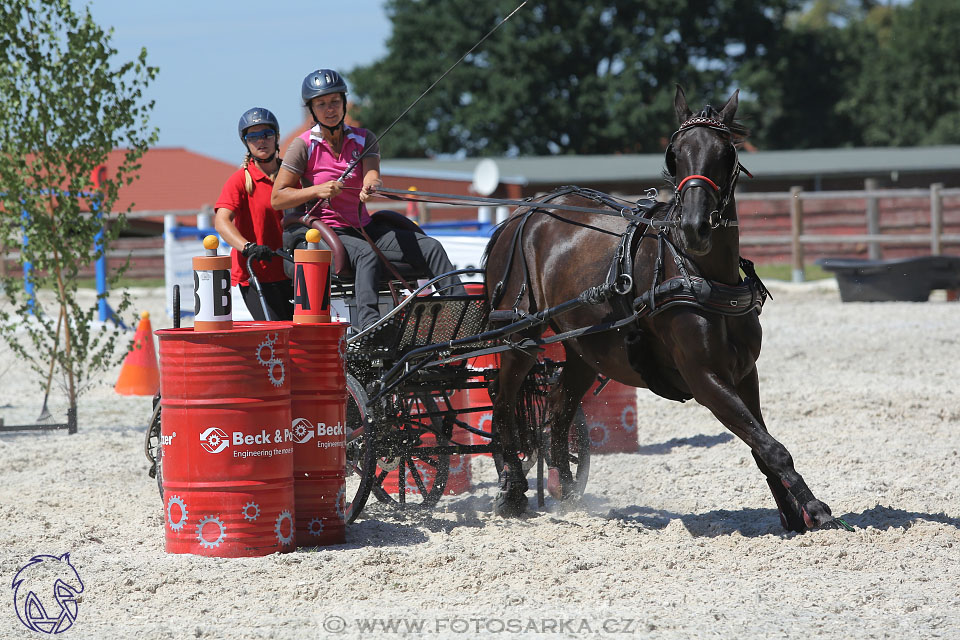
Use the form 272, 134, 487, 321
244, 130, 276, 142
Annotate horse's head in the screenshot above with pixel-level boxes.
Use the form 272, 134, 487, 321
666, 86, 747, 256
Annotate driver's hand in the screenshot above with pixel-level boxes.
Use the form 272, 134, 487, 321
315, 181, 343, 200
360, 179, 382, 203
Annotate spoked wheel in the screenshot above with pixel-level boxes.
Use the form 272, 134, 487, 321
365, 389, 451, 513
344, 374, 377, 523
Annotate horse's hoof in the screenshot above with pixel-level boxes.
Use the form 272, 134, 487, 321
493, 490, 528, 518
547, 468, 578, 501
547, 468, 562, 499
796, 500, 849, 532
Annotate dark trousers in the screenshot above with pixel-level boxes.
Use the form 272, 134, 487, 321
240, 280, 294, 321
337, 222, 465, 329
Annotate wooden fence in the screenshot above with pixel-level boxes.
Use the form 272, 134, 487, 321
736, 182, 960, 280
4, 182, 959, 283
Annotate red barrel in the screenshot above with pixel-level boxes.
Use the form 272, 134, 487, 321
382, 432, 444, 496
581, 379, 639, 453
157, 324, 295, 557
289, 322, 348, 546
293, 247, 333, 324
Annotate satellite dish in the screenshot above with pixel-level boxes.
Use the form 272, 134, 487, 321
472, 159, 500, 196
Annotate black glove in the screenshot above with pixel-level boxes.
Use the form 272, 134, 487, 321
242, 242, 274, 262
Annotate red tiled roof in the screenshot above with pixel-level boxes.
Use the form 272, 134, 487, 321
104, 147, 238, 215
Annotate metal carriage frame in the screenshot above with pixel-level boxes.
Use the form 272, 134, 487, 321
340, 268, 592, 523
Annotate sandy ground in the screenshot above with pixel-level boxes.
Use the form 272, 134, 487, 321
1, 281, 959, 639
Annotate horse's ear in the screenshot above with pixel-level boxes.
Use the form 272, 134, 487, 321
674, 85, 692, 124
719, 89, 739, 125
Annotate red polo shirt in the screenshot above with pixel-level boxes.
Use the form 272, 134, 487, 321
215, 161, 287, 287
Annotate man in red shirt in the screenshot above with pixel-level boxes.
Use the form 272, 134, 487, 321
215, 107, 293, 320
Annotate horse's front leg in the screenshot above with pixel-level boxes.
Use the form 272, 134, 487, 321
682, 363, 849, 533
734, 368, 849, 532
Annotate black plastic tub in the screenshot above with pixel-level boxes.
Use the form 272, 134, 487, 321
817, 255, 960, 302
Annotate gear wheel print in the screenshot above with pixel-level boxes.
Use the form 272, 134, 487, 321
255, 332, 285, 387
590, 422, 611, 447
242, 502, 261, 522
167, 495, 188, 532
197, 515, 226, 549
621, 405, 637, 434
307, 518, 324, 536
275, 510, 294, 546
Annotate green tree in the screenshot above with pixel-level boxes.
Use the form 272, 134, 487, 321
349, 0, 802, 157
0, 0, 157, 419
839, 0, 960, 146
732, 1, 899, 150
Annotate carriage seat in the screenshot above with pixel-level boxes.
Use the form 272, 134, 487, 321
281, 209, 430, 284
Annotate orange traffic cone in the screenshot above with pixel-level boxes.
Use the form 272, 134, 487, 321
115, 311, 161, 396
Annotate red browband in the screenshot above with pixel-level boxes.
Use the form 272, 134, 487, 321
677, 174, 720, 193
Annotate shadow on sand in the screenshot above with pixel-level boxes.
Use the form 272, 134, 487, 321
604, 503, 960, 538
635, 432, 734, 456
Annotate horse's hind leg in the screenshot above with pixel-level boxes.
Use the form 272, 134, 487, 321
492, 347, 537, 518
547, 349, 595, 500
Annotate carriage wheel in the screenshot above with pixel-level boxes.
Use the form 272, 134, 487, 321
144, 394, 163, 501
344, 374, 377, 523
365, 390, 451, 512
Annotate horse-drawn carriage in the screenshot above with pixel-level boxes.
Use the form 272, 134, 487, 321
144, 227, 597, 525
146, 87, 852, 534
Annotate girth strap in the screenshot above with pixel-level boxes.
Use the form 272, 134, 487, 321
633, 272, 768, 317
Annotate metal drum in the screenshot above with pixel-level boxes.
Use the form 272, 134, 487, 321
289, 322, 349, 546
582, 380, 639, 453
157, 324, 295, 557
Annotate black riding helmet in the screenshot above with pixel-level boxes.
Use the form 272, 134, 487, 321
238, 107, 280, 163
301, 69, 348, 132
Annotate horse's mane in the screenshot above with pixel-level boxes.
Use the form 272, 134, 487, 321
696, 104, 750, 142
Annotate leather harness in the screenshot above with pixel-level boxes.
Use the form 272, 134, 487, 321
488, 185, 769, 332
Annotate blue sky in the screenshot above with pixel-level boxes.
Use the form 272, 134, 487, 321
83, 1, 392, 164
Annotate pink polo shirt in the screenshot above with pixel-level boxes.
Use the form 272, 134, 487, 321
281, 125, 380, 229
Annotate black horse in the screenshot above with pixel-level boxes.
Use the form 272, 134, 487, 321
483, 86, 849, 533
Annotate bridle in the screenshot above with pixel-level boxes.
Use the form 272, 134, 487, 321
666, 112, 752, 230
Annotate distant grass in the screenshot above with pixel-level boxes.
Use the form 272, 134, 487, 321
753, 263, 831, 282
76, 277, 165, 289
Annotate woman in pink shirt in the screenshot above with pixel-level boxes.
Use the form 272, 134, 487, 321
271, 69, 463, 330
214, 107, 293, 320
